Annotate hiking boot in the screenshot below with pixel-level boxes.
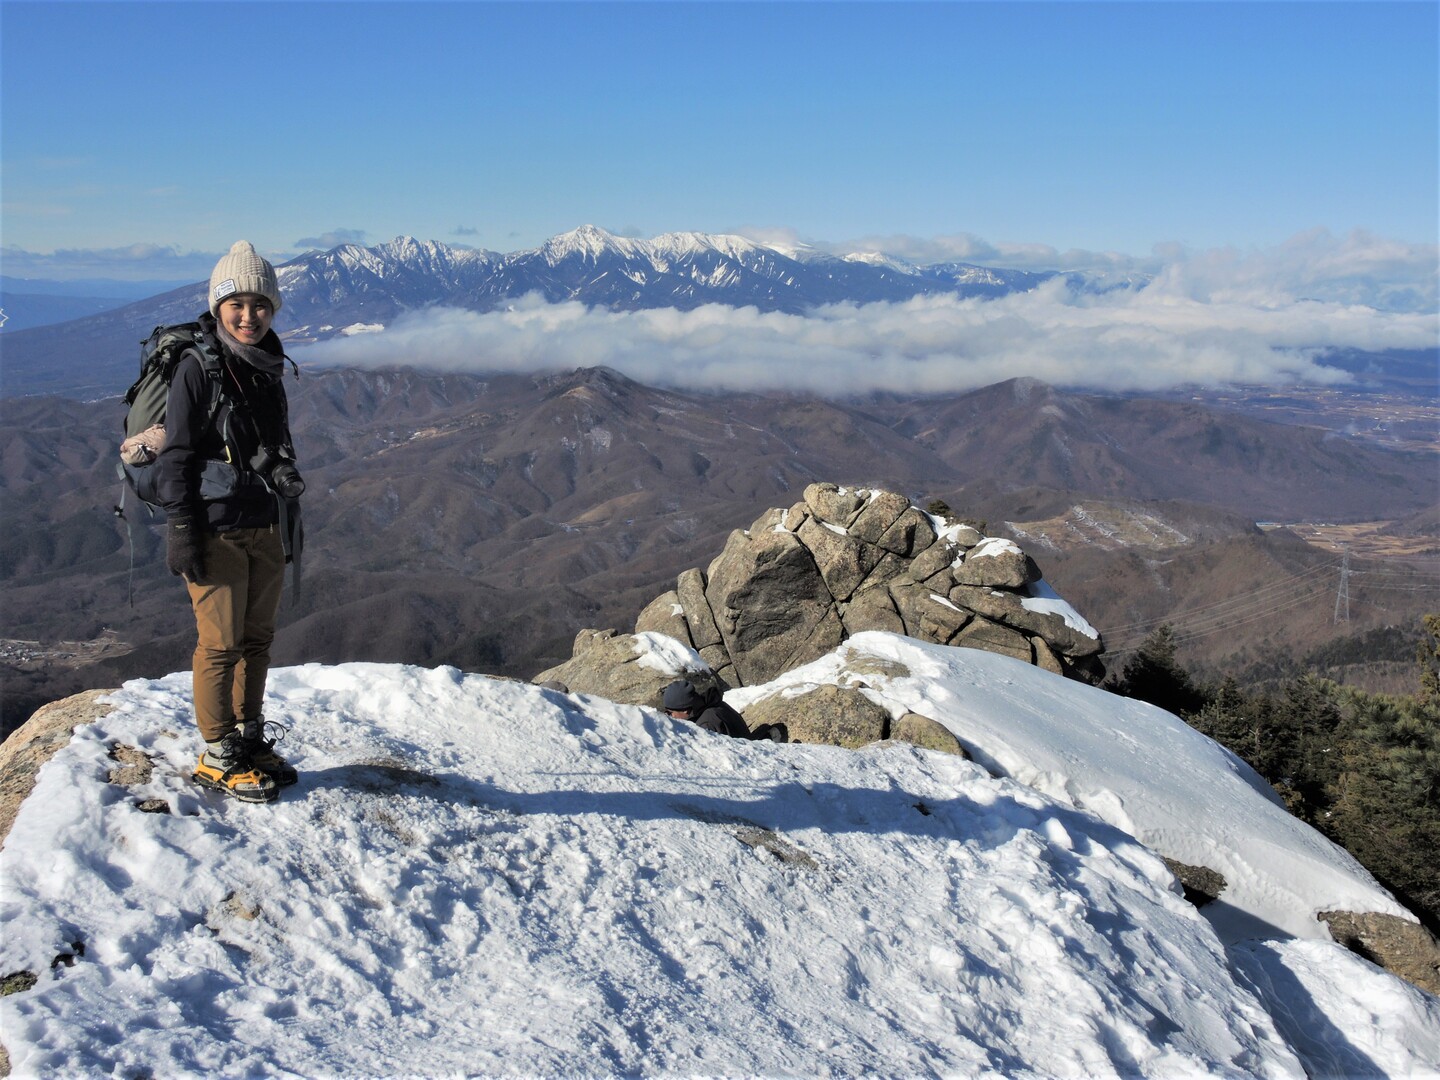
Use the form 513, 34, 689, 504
193, 731, 278, 803
238, 718, 299, 787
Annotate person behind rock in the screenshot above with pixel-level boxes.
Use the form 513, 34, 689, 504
159, 241, 304, 803
661, 680, 787, 742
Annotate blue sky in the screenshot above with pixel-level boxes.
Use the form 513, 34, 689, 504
1, 0, 1437, 283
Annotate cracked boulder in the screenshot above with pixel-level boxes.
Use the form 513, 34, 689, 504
544, 483, 1106, 695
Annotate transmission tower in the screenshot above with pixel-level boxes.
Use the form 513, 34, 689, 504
1333, 546, 1351, 623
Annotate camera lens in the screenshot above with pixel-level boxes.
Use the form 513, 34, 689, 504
270, 464, 305, 499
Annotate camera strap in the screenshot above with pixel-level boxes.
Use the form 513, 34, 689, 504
276, 494, 303, 606
221, 355, 304, 605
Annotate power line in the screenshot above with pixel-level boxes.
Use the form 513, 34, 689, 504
1105, 576, 1334, 653
1334, 547, 1350, 624
1094, 539, 1439, 655
1097, 557, 1341, 639
1166, 586, 1332, 648
1098, 563, 1339, 638
1355, 582, 1440, 593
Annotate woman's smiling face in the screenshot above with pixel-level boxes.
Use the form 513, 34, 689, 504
217, 295, 274, 345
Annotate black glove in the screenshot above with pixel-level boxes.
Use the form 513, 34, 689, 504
165, 515, 206, 583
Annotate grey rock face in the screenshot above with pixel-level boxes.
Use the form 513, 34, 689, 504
1162, 858, 1229, 908
848, 489, 911, 543
549, 483, 1106, 698
954, 617, 1033, 664
676, 569, 722, 650
803, 483, 868, 528
907, 538, 962, 584
797, 516, 882, 602
635, 591, 692, 647
876, 507, 937, 557
953, 539, 1041, 589
741, 684, 891, 749
949, 585, 1104, 658
1, 689, 116, 851
533, 629, 702, 706
892, 713, 970, 757
705, 527, 835, 686
916, 593, 976, 646
840, 585, 906, 637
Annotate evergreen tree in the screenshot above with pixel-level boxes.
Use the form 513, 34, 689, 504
925, 498, 953, 519
1327, 689, 1440, 930
1273, 676, 1344, 819
1128, 620, 1440, 929
1111, 625, 1208, 717
1418, 614, 1440, 704
1189, 677, 1264, 764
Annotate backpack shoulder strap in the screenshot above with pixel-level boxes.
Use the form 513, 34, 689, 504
176, 324, 229, 431
189, 323, 225, 376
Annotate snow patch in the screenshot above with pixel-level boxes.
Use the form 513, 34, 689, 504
1022, 580, 1100, 639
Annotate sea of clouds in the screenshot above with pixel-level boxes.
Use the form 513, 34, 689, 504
5, 227, 1432, 397
308, 228, 1438, 396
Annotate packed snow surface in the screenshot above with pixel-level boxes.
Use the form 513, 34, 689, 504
728, 635, 1411, 942
1, 634, 1436, 1078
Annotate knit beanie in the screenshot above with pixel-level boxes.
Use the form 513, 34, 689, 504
208, 240, 282, 315
662, 680, 704, 712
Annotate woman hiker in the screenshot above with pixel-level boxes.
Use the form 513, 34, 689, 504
158, 240, 304, 803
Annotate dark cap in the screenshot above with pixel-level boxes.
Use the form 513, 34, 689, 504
662, 680, 704, 712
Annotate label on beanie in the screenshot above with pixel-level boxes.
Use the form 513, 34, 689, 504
213, 278, 237, 302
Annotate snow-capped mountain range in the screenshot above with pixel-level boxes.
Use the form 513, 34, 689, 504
277, 224, 1069, 330
4, 224, 1107, 398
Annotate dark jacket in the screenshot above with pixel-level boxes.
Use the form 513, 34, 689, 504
692, 687, 752, 739
156, 313, 295, 533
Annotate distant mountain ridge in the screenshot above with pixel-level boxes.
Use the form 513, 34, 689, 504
3, 365, 1435, 737
1, 226, 1077, 399
279, 226, 1066, 326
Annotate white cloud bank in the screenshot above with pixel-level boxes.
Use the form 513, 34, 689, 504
0, 242, 220, 285
306, 232, 1437, 397
746, 226, 1440, 312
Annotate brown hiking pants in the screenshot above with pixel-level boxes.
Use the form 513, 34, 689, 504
186, 527, 285, 742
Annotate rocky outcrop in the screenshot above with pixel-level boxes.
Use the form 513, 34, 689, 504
556, 483, 1104, 696
533, 629, 723, 710
527, 487, 1440, 1001
0, 691, 117, 1078
1151, 843, 1440, 999
740, 685, 892, 749
1163, 858, 1228, 909
891, 713, 970, 757
1319, 910, 1440, 997
0, 690, 115, 851
541, 484, 1104, 708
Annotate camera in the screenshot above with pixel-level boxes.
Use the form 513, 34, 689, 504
250, 445, 306, 499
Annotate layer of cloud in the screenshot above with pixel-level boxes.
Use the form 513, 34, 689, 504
0, 242, 222, 285
1144, 229, 1439, 313
734, 223, 1165, 277
739, 226, 1439, 313
305, 272, 1437, 398
294, 228, 369, 251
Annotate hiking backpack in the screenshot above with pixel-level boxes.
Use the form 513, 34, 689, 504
117, 322, 231, 508
113, 323, 305, 604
